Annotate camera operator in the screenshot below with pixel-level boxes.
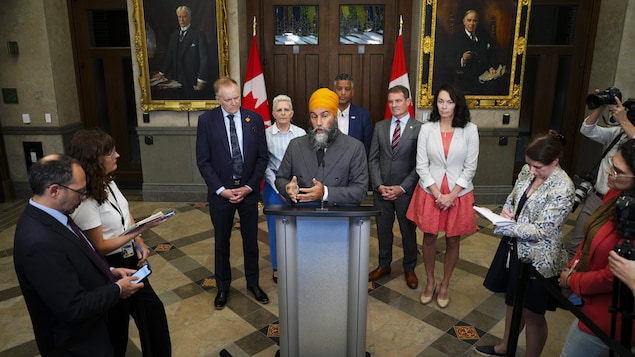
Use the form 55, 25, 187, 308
609, 249, 635, 295
567, 89, 635, 260
559, 139, 635, 357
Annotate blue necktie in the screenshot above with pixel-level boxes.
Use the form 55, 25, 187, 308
228, 114, 243, 179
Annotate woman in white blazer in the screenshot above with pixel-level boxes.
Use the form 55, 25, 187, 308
407, 83, 479, 308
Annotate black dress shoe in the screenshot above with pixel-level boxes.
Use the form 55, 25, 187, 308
474, 345, 506, 356
273, 270, 278, 284
215, 291, 227, 309
248, 286, 270, 304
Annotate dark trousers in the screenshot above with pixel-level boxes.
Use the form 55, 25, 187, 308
209, 197, 260, 291
374, 191, 418, 271
105, 254, 172, 357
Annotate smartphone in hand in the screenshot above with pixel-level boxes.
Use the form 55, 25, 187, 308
131, 265, 152, 283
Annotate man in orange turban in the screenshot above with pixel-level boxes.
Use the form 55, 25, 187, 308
309, 88, 339, 117
275, 87, 368, 206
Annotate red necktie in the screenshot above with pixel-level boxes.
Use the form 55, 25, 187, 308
391, 119, 401, 152
67, 216, 115, 282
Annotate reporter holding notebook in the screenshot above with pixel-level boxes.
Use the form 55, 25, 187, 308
69, 129, 171, 357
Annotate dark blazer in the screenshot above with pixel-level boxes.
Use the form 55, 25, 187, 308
196, 106, 268, 205
348, 104, 373, 157
369, 117, 422, 194
13, 204, 121, 357
448, 30, 497, 92
275, 132, 368, 205
160, 26, 210, 97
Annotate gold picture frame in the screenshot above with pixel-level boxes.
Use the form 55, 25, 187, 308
417, 0, 530, 109
133, 0, 229, 111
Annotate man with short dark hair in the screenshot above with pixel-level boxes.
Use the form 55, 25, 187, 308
334, 73, 373, 156
14, 154, 143, 356
368, 85, 422, 289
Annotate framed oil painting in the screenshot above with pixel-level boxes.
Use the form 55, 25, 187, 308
133, 0, 229, 111
417, 0, 530, 109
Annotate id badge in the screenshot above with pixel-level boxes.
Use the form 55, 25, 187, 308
122, 242, 135, 258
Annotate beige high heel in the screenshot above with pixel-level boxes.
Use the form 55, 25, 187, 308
436, 285, 449, 308
420, 282, 437, 305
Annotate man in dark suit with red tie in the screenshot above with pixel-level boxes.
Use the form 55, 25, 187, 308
13, 154, 143, 356
368, 85, 422, 289
196, 77, 270, 309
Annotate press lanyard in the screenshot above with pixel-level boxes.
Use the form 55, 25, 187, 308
107, 185, 125, 228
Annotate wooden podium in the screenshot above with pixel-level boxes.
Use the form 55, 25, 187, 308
264, 205, 380, 357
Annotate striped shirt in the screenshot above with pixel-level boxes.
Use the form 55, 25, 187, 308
265, 123, 307, 192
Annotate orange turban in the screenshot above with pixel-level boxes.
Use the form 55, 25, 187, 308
308, 88, 339, 117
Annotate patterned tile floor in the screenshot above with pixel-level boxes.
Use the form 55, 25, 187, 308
0, 192, 577, 356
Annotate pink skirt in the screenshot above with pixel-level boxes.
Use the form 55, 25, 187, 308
406, 181, 477, 237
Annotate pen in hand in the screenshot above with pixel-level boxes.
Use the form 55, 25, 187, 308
567, 259, 580, 276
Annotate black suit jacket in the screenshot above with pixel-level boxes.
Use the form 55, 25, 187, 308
13, 204, 121, 356
448, 30, 497, 92
160, 26, 210, 97
196, 107, 269, 205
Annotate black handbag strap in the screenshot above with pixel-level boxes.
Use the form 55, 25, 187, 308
588, 133, 624, 183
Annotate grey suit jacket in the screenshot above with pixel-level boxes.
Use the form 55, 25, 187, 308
369, 117, 422, 194
275, 131, 368, 205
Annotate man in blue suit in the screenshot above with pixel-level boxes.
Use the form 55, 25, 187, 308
196, 77, 270, 309
334, 73, 373, 157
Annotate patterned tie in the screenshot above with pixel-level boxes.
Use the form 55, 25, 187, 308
391, 119, 401, 152
67, 216, 115, 282
470, 32, 477, 43
179, 29, 186, 42
228, 114, 243, 179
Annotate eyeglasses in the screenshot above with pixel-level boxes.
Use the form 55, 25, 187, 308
105, 147, 117, 158
56, 184, 88, 197
607, 157, 635, 179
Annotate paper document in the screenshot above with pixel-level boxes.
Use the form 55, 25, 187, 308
473, 206, 516, 227
479, 64, 506, 83
123, 211, 172, 234
150, 77, 168, 86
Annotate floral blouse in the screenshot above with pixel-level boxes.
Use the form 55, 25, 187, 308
494, 164, 575, 277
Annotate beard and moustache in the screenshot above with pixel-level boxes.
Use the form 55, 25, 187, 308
309, 123, 339, 151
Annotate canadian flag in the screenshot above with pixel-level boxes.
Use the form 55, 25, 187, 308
242, 31, 271, 127
384, 33, 415, 119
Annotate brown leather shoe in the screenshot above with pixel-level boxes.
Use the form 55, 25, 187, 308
405, 271, 419, 289
368, 266, 391, 281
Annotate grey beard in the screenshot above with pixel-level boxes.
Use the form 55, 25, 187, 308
309, 126, 339, 151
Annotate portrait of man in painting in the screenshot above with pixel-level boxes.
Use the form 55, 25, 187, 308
144, 0, 220, 101
432, 1, 517, 96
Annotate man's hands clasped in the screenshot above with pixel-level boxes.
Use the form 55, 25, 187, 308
285, 176, 325, 203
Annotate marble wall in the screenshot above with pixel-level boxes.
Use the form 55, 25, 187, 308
0, 0, 81, 197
